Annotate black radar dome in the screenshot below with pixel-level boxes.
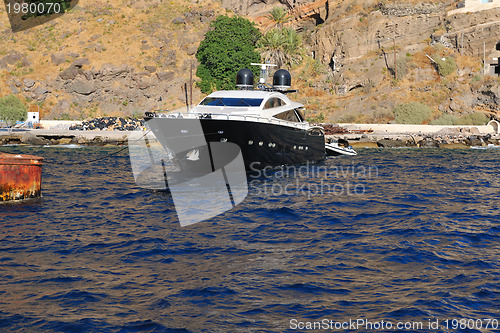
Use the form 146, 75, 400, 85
273, 69, 291, 90
236, 68, 254, 89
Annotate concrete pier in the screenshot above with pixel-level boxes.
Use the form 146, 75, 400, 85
0, 129, 154, 146
327, 122, 500, 148
0, 122, 499, 148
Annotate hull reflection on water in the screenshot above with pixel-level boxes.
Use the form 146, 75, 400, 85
128, 132, 248, 227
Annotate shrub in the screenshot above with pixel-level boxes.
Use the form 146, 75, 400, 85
472, 74, 482, 83
306, 112, 324, 123
362, 79, 376, 93
430, 112, 489, 125
393, 102, 433, 124
390, 56, 409, 80
430, 113, 459, 125
369, 107, 394, 123
196, 16, 262, 94
434, 56, 457, 77
335, 110, 359, 123
457, 112, 490, 125
0, 95, 27, 126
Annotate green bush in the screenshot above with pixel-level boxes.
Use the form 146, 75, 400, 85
306, 112, 325, 123
393, 102, 433, 124
434, 56, 457, 77
430, 113, 459, 125
196, 16, 262, 94
0, 95, 27, 126
430, 112, 489, 125
457, 112, 490, 125
390, 56, 409, 80
472, 74, 482, 83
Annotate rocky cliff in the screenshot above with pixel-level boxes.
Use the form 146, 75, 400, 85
0, 0, 219, 119
0, 0, 499, 123
308, 2, 500, 122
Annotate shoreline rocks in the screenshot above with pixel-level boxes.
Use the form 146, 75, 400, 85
0, 129, 149, 147
69, 117, 146, 131
1, 129, 498, 148
328, 133, 500, 149
1, 120, 498, 148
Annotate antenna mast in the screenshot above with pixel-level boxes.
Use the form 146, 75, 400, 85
250, 63, 277, 87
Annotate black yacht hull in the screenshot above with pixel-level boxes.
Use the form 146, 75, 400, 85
146, 117, 325, 171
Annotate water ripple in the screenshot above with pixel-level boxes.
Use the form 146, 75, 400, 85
0, 147, 498, 332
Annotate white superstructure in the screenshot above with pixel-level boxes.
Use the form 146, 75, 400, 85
158, 89, 313, 131
193, 90, 303, 118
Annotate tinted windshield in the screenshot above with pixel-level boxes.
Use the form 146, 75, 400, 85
200, 97, 263, 107
274, 109, 302, 123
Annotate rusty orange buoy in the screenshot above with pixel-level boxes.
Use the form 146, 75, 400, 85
0, 153, 43, 202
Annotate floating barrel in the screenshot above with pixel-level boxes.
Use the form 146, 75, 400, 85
273, 69, 291, 90
0, 153, 43, 202
236, 68, 254, 89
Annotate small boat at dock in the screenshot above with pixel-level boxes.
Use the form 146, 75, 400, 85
325, 138, 357, 156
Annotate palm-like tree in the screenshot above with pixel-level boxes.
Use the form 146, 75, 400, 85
257, 27, 302, 68
267, 7, 290, 27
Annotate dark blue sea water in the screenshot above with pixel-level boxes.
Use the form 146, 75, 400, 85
0, 146, 498, 332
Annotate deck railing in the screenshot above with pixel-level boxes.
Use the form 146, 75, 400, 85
156, 112, 313, 130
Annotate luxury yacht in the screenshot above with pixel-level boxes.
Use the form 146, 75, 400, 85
144, 64, 326, 173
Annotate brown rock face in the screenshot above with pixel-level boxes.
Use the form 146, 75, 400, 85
310, 6, 500, 74
220, 0, 274, 16
311, 11, 443, 68
220, 0, 322, 16
446, 8, 500, 56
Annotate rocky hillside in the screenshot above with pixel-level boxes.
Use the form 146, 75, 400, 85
292, 0, 500, 123
0, 0, 223, 119
0, 0, 499, 123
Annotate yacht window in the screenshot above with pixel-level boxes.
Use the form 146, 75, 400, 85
264, 98, 286, 109
274, 110, 301, 122
200, 97, 263, 107
295, 108, 305, 122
